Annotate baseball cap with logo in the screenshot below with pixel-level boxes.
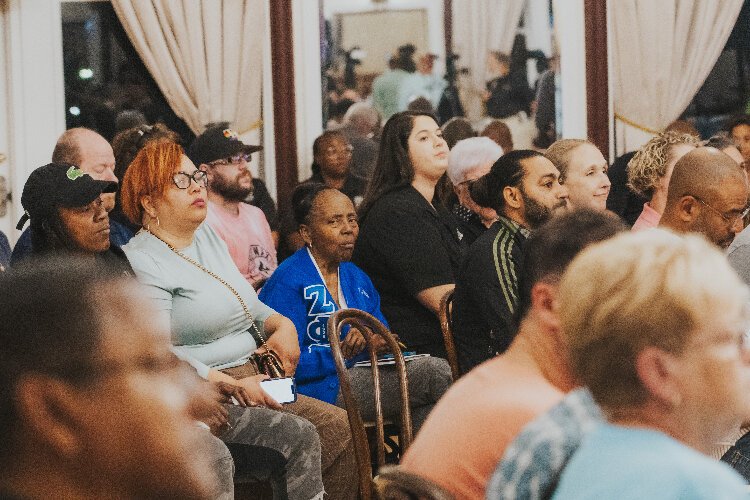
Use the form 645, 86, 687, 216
187, 123, 263, 167
16, 163, 118, 230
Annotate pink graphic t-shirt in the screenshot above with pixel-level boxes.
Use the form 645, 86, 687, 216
205, 203, 277, 286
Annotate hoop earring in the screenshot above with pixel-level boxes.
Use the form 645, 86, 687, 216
145, 213, 160, 232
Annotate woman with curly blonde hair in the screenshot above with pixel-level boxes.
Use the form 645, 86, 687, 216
627, 131, 699, 231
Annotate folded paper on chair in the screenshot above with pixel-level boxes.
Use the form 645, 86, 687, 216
352, 352, 430, 367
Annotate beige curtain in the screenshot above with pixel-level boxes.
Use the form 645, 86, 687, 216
451, 0, 526, 120
112, 0, 265, 134
612, 0, 742, 135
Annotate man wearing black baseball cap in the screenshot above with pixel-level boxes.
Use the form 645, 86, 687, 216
189, 123, 279, 288
17, 162, 130, 271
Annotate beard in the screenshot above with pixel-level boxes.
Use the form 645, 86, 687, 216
210, 170, 253, 202
520, 187, 565, 229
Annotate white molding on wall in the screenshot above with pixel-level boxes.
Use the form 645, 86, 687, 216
4, 0, 67, 240
260, 0, 276, 200
553, 0, 587, 139
292, 0, 324, 182
606, 0, 615, 160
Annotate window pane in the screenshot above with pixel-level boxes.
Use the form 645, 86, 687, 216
61, 2, 194, 144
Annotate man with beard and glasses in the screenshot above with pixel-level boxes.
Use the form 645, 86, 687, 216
188, 125, 277, 289
450, 150, 568, 374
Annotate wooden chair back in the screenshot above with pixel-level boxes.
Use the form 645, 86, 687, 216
438, 288, 460, 380
328, 309, 414, 500
373, 466, 455, 500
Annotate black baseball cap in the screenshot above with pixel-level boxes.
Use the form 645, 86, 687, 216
16, 163, 118, 230
187, 124, 262, 166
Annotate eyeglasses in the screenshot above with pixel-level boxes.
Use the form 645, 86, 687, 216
324, 145, 354, 157
173, 170, 208, 189
208, 153, 252, 167
692, 195, 750, 226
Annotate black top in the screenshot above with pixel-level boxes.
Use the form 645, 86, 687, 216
451, 203, 488, 247
305, 172, 366, 207
353, 185, 463, 357
485, 73, 531, 119
248, 178, 280, 231
99, 244, 136, 277
606, 151, 647, 226
452, 216, 528, 374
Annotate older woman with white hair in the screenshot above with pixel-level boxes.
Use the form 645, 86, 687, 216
445, 136, 504, 246
551, 230, 750, 499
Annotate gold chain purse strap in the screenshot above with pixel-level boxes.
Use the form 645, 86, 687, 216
146, 230, 267, 345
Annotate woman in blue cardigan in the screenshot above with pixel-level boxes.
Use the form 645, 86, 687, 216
260, 183, 452, 431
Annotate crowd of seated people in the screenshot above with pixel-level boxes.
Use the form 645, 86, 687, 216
4, 109, 750, 500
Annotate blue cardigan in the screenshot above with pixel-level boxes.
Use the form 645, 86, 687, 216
259, 247, 388, 403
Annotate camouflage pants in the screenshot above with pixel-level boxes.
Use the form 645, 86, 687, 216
221, 404, 322, 500
222, 363, 358, 500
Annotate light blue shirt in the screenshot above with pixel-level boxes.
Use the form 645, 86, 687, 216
123, 224, 276, 378
552, 423, 748, 499
486, 388, 602, 500
372, 69, 410, 120
398, 72, 446, 110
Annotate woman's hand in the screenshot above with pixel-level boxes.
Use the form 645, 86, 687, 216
214, 381, 254, 407
235, 374, 283, 410
189, 380, 231, 436
341, 327, 367, 359
260, 314, 301, 376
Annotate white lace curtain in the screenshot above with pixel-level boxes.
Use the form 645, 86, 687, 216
112, 0, 265, 135
612, 0, 742, 145
451, 0, 526, 120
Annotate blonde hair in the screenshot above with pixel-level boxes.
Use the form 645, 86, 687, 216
559, 230, 748, 410
544, 139, 593, 182
627, 131, 700, 197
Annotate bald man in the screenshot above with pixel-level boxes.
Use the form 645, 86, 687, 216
659, 147, 749, 249
10, 128, 133, 265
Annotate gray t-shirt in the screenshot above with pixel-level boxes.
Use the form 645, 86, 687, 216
123, 223, 276, 377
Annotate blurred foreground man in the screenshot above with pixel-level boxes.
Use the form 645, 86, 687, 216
0, 259, 215, 499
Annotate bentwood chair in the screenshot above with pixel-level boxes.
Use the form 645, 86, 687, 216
328, 309, 414, 500
438, 288, 460, 380
373, 466, 455, 500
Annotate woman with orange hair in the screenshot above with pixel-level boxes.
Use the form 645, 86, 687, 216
121, 139, 358, 499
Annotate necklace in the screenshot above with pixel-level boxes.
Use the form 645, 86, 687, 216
142, 227, 268, 347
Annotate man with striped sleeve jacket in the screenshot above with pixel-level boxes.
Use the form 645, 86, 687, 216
450, 150, 568, 374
